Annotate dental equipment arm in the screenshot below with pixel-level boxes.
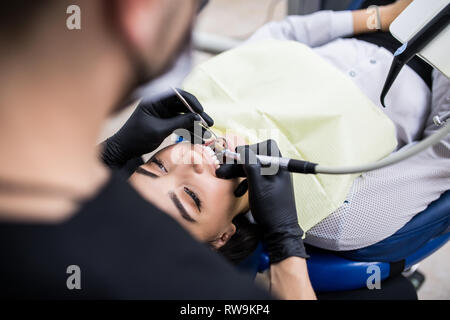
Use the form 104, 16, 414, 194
380, 3, 450, 108
218, 121, 450, 175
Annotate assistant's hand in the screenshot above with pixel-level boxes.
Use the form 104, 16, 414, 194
102, 89, 214, 168
216, 140, 308, 263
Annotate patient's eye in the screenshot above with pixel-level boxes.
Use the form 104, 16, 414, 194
151, 157, 168, 173
184, 187, 202, 212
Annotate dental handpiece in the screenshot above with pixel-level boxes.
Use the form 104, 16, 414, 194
217, 118, 450, 175
219, 149, 318, 174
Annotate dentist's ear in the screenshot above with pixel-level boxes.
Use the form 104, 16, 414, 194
111, 0, 161, 55
211, 224, 236, 249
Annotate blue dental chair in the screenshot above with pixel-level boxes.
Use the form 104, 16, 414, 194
240, 190, 450, 292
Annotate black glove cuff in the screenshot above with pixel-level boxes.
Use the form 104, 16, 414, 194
264, 228, 309, 264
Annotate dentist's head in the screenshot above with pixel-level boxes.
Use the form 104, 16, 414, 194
0, 0, 202, 114
0, 0, 206, 219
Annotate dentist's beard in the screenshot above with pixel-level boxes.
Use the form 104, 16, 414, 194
132, 45, 194, 105
110, 23, 194, 115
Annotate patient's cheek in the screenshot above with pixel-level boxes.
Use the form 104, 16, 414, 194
216, 177, 248, 215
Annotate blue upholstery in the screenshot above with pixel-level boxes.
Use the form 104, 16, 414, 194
241, 191, 449, 292
306, 249, 391, 292
347, 0, 366, 10
306, 232, 449, 292
238, 242, 267, 275
339, 191, 450, 262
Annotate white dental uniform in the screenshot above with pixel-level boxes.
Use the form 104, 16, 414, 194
247, 11, 450, 251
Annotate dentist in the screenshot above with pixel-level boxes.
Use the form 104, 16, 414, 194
0, 0, 314, 299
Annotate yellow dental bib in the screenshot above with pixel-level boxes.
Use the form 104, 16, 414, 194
183, 40, 397, 231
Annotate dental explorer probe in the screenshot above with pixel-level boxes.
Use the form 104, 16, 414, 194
217, 120, 450, 175
171, 86, 221, 144
171, 87, 211, 130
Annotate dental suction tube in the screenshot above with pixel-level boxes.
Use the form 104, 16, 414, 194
315, 121, 450, 174
221, 121, 450, 175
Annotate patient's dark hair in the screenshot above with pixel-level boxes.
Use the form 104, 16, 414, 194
217, 214, 262, 265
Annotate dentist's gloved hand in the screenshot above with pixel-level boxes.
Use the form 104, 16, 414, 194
102, 89, 214, 168
216, 140, 308, 263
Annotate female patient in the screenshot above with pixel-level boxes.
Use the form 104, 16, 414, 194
128, 137, 260, 263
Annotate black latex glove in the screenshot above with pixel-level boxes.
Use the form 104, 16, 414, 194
216, 140, 308, 263
102, 89, 214, 168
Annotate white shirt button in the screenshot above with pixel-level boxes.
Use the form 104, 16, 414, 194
370, 59, 377, 64
349, 71, 356, 77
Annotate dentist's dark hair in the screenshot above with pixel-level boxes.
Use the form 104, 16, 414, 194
217, 214, 262, 265
0, 1, 55, 39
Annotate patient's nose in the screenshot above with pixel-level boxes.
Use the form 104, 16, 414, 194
193, 163, 203, 174
187, 148, 205, 175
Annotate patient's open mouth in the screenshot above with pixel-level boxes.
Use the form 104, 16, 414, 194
204, 138, 229, 163
201, 145, 221, 170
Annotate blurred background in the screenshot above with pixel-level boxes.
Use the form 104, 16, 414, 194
101, 0, 449, 299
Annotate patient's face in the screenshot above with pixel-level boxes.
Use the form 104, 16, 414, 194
129, 140, 248, 248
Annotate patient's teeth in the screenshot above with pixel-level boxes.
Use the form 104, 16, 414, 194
205, 146, 216, 157
203, 145, 221, 169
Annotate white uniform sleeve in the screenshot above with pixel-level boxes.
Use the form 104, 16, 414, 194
247, 10, 354, 47
305, 70, 450, 251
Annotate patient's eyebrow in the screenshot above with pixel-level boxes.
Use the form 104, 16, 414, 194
169, 191, 197, 223
135, 167, 158, 178
136, 167, 196, 223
